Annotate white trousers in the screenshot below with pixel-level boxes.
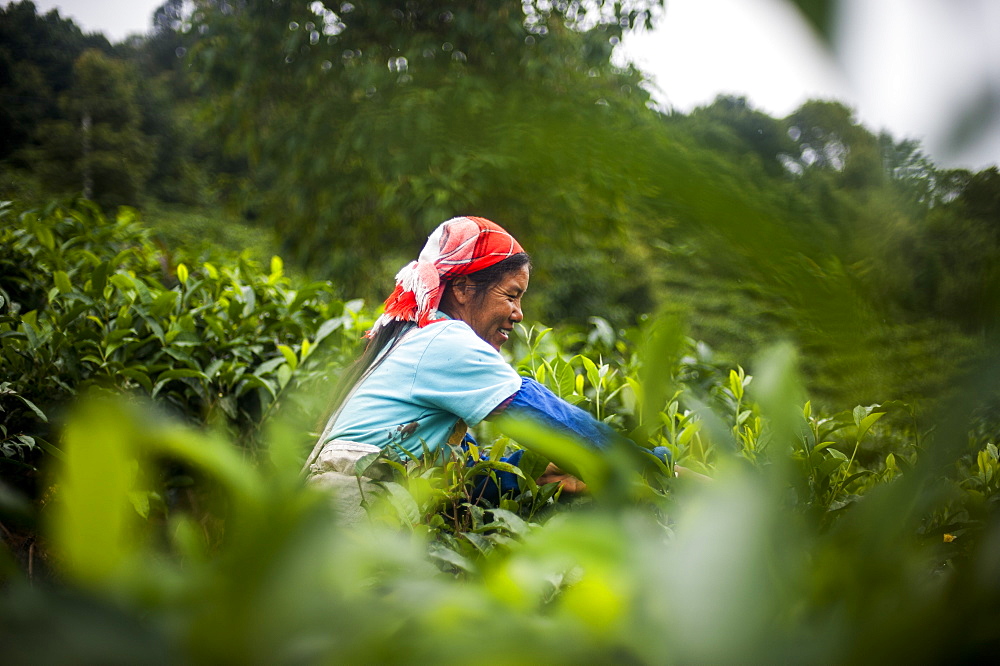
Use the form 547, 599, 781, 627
306, 440, 390, 527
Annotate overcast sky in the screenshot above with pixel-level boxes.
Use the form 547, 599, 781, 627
14, 0, 1000, 169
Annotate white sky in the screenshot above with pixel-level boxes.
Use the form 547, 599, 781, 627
14, 0, 1000, 169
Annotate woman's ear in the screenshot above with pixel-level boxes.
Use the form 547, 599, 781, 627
449, 276, 473, 305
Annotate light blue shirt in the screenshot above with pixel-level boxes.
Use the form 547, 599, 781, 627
327, 315, 522, 457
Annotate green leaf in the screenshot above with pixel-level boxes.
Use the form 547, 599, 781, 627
817, 456, 846, 477
36, 438, 67, 462
488, 508, 529, 537
151, 291, 178, 317
110, 248, 135, 268
678, 422, 701, 446
54, 270, 73, 295
277, 344, 298, 371
427, 544, 474, 573
120, 368, 153, 393
127, 490, 151, 519
36, 225, 55, 250
639, 314, 685, 426
313, 317, 344, 345
852, 405, 867, 427
91, 262, 110, 296
50, 399, 143, 585
19, 317, 39, 349
580, 355, 600, 390
204, 358, 224, 380
857, 411, 886, 443
786, 0, 837, 43
353, 450, 383, 478
255, 356, 286, 375
157, 368, 208, 382
729, 369, 743, 400
276, 363, 293, 389
462, 531, 493, 556
811, 441, 837, 454
105, 328, 134, 345
467, 460, 525, 479
380, 481, 421, 525
151, 369, 208, 398
16, 394, 48, 422
843, 471, 873, 487
238, 374, 277, 399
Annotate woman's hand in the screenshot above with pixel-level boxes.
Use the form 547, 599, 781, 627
535, 462, 587, 494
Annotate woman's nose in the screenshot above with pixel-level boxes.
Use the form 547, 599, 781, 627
511, 301, 523, 322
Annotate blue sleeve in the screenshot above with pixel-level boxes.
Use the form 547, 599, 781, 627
504, 377, 672, 463
504, 377, 625, 451
469, 377, 671, 504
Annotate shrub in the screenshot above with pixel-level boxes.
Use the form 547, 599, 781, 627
0, 199, 369, 494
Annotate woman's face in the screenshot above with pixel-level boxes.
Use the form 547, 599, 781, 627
462, 265, 530, 351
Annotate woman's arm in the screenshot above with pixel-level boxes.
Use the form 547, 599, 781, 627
494, 377, 673, 469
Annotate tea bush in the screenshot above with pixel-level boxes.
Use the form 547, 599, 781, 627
3, 338, 999, 662
0, 199, 368, 494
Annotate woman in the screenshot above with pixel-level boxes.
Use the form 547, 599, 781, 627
306, 216, 667, 516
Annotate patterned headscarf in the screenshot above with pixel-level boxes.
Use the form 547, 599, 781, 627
367, 216, 524, 338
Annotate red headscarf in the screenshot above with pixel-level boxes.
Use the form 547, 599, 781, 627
367, 216, 524, 337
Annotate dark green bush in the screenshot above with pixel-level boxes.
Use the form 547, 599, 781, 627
0, 199, 368, 491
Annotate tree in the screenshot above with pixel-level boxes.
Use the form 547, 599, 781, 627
681, 95, 795, 178
187, 0, 665, 299
32, 49, 154, 209
783, 100, 882, 189
925, 167, 1000, 332
0, 1, 111, 160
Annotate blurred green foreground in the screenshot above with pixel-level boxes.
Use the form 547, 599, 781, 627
3, 361, 1000, 664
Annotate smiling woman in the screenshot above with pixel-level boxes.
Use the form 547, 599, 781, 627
312, 216, 530, 459
306, 217, 676, 522
304, 216, 672, 521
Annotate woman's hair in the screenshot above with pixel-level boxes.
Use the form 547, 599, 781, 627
449, 251, 532, 307
317, 252, 531, 431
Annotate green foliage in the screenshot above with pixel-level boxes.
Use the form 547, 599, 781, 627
1, 194, 999, 660
0, 1, 113, 160
3, 0, 999, 363
2, 0, 1000, 653
3, 312, 1000, 661
184, 0, 662, 299
29, 49, 155, 209
141, 201, 276, 266
0, 200, 368, 488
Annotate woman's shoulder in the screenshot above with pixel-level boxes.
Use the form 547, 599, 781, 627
406, 318, 483, 351
394, 320, 511, 374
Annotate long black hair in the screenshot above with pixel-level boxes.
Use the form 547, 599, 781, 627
317, 252, 531, 430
